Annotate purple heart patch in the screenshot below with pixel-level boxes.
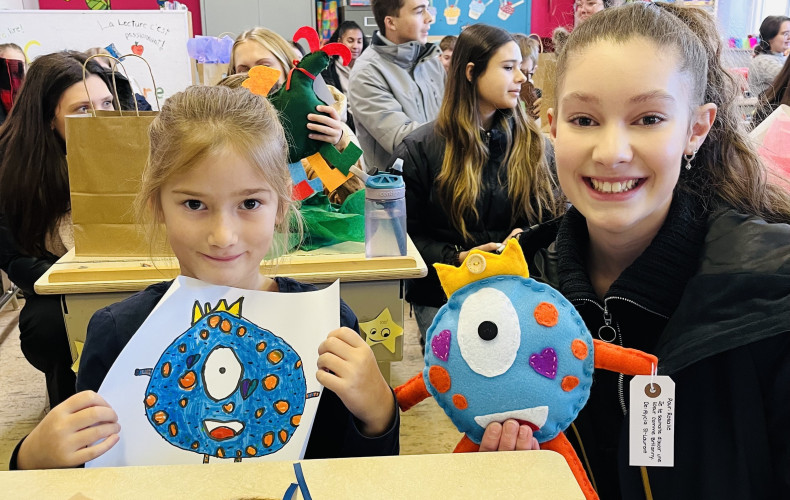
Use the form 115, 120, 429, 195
529, 347, 558, 379
431, 329, 451, 362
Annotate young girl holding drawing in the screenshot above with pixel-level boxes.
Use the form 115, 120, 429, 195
495, 3, 790, 498
393, 23, 558, 352
11, 85, 398, 470
0, 51, 116, 408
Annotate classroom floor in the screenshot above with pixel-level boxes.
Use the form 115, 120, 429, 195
0, 299, 461, 471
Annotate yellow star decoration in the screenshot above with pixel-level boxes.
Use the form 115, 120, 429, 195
360, 308, 403, 354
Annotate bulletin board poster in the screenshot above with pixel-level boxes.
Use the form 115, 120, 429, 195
38, 0, 203, 35
0, 10, 193, 106
429, 0, 532, 37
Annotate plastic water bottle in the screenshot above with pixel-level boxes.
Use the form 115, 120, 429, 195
365, 173, 407, 258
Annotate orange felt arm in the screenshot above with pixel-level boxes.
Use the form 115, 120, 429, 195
541, 433, 599, 500
394, 372, 431, 411
453, 434, 480, 453
592, 339, 657, 376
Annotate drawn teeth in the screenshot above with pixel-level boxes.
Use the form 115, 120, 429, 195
590, 178, 637, 193
203, 419, 244, 433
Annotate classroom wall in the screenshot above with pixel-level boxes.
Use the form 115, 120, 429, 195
530, 0, 573, 38
717, 1, 751, 39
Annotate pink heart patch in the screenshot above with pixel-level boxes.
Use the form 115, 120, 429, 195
431, 330, 451, 362
529, 347, 558, 379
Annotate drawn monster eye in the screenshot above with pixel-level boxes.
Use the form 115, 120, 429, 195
457, 287, 521, 377
202, 346, 243, 401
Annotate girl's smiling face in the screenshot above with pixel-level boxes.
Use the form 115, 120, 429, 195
549, 38, 716, 243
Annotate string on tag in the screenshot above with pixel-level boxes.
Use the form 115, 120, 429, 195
649, 363, 657, 394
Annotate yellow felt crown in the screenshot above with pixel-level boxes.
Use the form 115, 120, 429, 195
192, 297, 244, 325
434, 238, 529, 298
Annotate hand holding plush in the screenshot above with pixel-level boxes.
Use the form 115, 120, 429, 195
394, 239, 657, 500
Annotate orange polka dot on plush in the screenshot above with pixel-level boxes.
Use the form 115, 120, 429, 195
571, 339, 588, 360
429, 365, 452, 393
452, 394, 468, 410
534, 302, 559, 327
561, 376, 579, 392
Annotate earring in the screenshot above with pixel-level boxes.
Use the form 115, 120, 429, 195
683, 149, 698, 171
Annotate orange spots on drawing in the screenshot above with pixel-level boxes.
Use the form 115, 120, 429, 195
429, 365, 451, 393
217, 447, 225, 458
179, 370, 197, 390
220, 319, 232, 333
256, 341, 267, 352
236, 326, 247, 337
153, 410, 168, 425
200, 329, 209, 340
178, 344, 186, 353
161, 362, 171, 377
255, 408, 264, 418
179, 398, 188, 408
291, 414, 301, 427
534, 302, 559, 327
295, 360, 302, 368
191, 441, 199, 449
268, 350, 284, 364
562, 376, 580, 392
145, 393, 157, 408
223, 402, 235, 413
246, 446, 257, 456
208, 315, 220, 328
452, 394, 468, 410
278, 429, 288, 443
263, 432, 274, 447
169, 422, 178, 437
274, 400, 290, 414
571, 339, 588, 360
263, 374, 279, 391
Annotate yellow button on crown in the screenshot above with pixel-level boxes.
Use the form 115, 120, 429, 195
466, 253, 487, 274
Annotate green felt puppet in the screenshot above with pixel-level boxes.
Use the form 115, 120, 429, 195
243, 26, 362, 175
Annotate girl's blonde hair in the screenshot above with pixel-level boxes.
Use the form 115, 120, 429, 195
556, 2, 790, 222
134, 85, 301, 257
227, 28, 296, 76
436, 24, 558, 241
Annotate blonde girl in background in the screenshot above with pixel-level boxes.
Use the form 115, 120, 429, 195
10, 85, 399, 470
393, 23, 558, 353
228, 27, 367, 195
508, 3, 790, 498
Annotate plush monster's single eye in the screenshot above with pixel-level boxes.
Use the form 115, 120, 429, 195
202, 346, 243, 401
457, 287, 520, 377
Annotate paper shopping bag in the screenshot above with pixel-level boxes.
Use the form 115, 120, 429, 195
196, 62, 227, 86
66, 109, 170, 256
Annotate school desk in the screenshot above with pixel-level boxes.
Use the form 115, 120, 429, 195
34, 239, 427, 382
0, 450, 585, 499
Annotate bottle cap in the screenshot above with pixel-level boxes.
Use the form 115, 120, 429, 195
365, 173, 405, 200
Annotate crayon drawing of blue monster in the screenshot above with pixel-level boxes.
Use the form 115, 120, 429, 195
134, 298, 319, 463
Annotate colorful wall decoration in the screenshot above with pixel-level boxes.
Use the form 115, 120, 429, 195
428, 0, 532, 37
38, 0, 203, 35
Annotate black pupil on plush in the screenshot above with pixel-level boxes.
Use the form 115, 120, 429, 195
219, 367, 226, 374
478, 321, 498, 341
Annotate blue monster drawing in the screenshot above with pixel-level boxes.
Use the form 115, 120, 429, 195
395, 239, 657, 500
135, 298, 318, 463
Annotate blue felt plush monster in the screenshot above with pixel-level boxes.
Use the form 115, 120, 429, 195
395, 239, 657, 500
135, 298, 318, 462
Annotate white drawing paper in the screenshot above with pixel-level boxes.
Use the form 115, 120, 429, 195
88, 276, 339, 467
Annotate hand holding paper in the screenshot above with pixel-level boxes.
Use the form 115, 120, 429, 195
17, 391, 119, 470
316, 327, 395, 437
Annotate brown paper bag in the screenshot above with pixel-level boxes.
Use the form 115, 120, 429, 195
66, 110, 169, 256
533, 52, 557, 134
196, 62, 228, 86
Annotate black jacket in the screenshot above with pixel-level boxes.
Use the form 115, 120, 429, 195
0, 214, 58, 296
518, 194, 790, 500
395, 118, 551, 307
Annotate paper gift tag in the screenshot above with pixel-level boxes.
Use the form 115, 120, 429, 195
629, 375, 675, 467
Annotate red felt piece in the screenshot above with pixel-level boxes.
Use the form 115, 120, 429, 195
592, 339, 657, 376
293, 26, 320, 53
394, 373, 431, 411
322, 42, 352, 66
541, 433, 599, 500
292, 180, 315, 201
453, 434, 480, 453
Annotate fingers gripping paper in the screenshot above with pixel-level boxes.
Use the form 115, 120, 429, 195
88, 277, 339, 467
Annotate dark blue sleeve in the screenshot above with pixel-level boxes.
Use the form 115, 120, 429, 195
76, 307, 124, 392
